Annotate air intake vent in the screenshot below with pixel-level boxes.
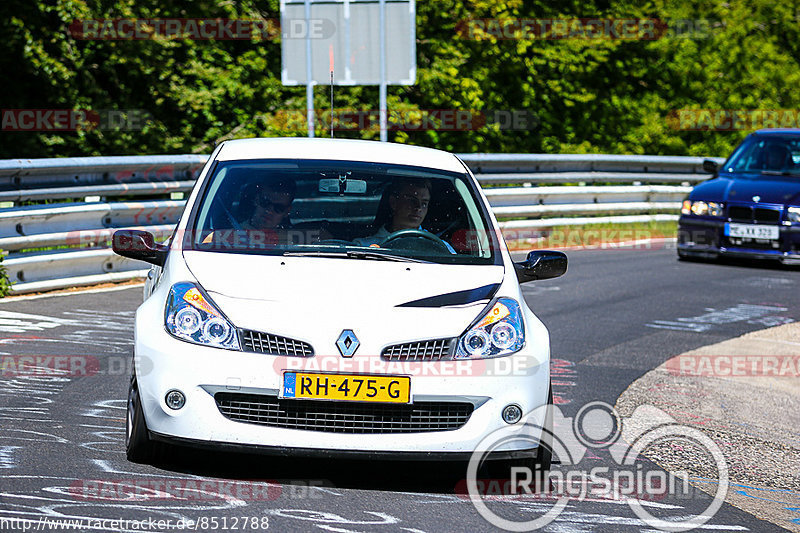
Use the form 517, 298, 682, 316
381, 338, 456, 361
215, 393, 474, 434
240, 330, 313, 357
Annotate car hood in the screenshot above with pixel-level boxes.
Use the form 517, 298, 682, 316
182, 251, 505, 353
693, 175, 800, 205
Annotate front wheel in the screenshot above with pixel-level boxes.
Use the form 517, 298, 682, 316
126, 375, 163, 464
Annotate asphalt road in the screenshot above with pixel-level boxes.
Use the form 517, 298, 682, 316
1, 246, 798, 532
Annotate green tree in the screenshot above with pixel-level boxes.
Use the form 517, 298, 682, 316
1, 0, 798, 158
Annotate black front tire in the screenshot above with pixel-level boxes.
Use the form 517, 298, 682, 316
126, 375, 163, 464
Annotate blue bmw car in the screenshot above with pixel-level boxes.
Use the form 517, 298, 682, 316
678, 129, 800, 262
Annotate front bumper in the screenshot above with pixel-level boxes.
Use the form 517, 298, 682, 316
150, 432, 540, 461
134, 308, 551, 457
677, 216, 800, 261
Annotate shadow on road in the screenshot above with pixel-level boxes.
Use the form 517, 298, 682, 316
679, 255, 800, 271
146, 444, 471, 494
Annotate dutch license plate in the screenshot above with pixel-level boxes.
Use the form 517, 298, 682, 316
725, 223, 779, 240
281, 372, 411, 403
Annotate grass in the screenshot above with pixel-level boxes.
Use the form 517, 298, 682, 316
504, 220, 678, 251
0, 250, 11, 297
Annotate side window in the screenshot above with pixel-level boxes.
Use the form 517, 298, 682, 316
194, 167, 230, 242
790, 141, 800, 165
453, 179, 491, 258
740, 141, 764, 171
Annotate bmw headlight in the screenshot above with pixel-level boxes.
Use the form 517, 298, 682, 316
788, 206, 800, 223
455, 298, 524, 359
682, 200, 724, 217
165, 282, 240, 350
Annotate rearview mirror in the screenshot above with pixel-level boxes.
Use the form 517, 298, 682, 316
702, 159, 718, 174
514, 250, 568, 284
319, 178, 367, 194
112, 229, 168, 266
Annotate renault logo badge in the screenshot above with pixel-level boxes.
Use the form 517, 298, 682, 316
336, 330, 360, 358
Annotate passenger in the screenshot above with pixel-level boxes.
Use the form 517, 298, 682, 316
354, 178, 456, 253
238, 180, 296, 230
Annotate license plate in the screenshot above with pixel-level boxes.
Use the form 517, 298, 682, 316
725, 223, 779, 240
281, 372, 411, 403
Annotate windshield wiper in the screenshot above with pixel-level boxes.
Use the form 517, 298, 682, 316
761, 170, 800, 176
282, 250, 428, 263
346, 250, 430, 263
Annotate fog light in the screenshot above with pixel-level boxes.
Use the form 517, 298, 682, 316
165, 390, 186, 410
502, 403, 522, 424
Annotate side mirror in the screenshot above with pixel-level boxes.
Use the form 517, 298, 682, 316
514, 250, 568, 284
702, 159, 718, 174
112, 229, 168, 266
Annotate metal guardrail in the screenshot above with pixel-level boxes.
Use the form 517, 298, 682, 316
0, 153, 719, 295
460, 153, 722, 181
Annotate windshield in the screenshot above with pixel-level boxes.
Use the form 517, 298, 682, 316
188, 159, 500, 265
724, 135, 800, 175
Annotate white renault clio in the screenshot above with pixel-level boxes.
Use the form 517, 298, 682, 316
113, 138, 566, 474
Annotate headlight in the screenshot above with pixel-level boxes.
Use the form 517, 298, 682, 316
682, 200, 723, 217
165, 282, 240, 350
455, 298, 524, 359
788, 207, 800, 223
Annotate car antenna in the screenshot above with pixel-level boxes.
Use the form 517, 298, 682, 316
329, 44, 334, 138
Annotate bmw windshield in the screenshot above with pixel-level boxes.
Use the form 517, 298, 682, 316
723, 135, 800, 176
189, 159, 501, 265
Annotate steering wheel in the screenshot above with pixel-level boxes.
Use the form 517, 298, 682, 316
380, 229, 452, 254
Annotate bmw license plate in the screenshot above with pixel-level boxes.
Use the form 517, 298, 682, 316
281, 372, 411, 403
725, 223, 779, 240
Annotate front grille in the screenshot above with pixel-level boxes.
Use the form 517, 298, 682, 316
728, 205, 782, 223
728, 205, 752, 222
240, 329, 313, 357
381, 338, 456, 361
754, 208, 780, 223
215, 393, 474, 433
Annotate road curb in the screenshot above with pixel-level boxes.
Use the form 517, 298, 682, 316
616, 322, 800, 532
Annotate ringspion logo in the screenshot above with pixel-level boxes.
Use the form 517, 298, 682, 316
463, 402, 728, 531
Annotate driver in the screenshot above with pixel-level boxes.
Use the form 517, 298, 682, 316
354, 178, 456, 253
763, 144, 791, 171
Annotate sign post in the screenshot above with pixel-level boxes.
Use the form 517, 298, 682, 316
281, 0, 416, 141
